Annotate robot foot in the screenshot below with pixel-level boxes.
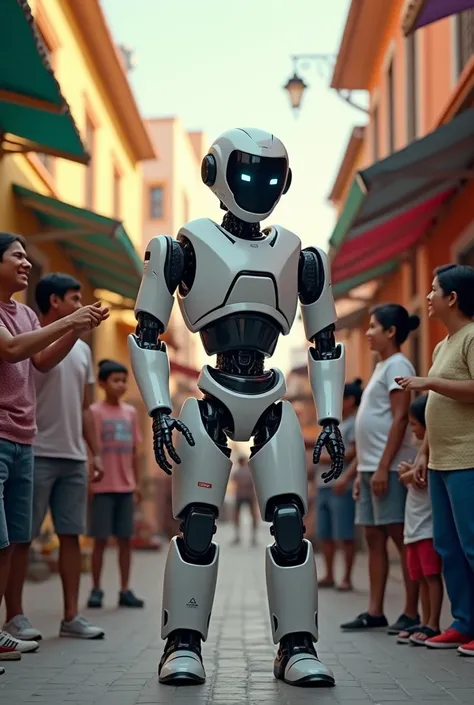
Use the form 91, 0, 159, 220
158, 630, 206, 686
273, 633, 335, 688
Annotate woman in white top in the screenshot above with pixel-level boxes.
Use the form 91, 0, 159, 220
340, 304, 420, 635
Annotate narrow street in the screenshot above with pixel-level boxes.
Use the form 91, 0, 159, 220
1, 522, 473, 705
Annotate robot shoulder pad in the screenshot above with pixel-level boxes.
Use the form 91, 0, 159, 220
178, 217, 218, 242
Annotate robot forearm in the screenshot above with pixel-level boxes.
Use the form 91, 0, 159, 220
128, 312, 172, 416
298, 247, 345, 426
308, 326, 345, 425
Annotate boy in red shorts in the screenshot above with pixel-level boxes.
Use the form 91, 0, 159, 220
397, 395, 443, 646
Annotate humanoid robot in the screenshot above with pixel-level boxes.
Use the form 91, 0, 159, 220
128, 128, 346, 688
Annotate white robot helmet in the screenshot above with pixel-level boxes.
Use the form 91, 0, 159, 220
201, 128, 292, 224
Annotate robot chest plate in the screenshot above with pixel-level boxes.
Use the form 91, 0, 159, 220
177, 221, 300, 334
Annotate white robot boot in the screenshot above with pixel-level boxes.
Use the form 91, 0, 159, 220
158, 537, 219, 684
250, 401, 335, 688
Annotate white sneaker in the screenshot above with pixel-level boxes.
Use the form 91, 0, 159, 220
60, 615, 105, 639
3, 615, 42, 641
0, 630, 39, 659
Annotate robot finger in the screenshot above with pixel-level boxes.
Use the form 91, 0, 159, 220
313, 441, 323, 464
175, 420, 196, 447
164, 435, 181, 465
156, 446, 173, 474
322, 469, 334, 483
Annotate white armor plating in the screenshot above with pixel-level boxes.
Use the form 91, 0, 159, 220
207, 127, 290, 223
308, 346, 345, 424
266, 541, 318, 643
128, 338, 172, 415
161, 537, 219, 641
197, 365, 286, 442
129, 126, 343, 689
177, 220, 300, 337
171, 397, 233, 519
249, 401, 308, 520
299, 246, 337, 340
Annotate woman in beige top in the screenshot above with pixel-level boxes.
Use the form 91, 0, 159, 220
396, 264, 474, 655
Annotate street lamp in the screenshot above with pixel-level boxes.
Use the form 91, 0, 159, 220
283, 53, 369, 115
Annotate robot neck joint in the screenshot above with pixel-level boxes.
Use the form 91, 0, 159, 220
221, 211, 261, 240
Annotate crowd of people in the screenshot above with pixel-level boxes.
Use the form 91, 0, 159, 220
312, 263, 474, 657
0, 233, 144, 676
2, 227, 474, 677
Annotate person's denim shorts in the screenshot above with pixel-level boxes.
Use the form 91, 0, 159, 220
0, 439, 34, 549
317, 486, 355, 541
355, 471, 407, 527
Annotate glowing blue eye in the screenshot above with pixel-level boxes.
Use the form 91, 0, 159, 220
241, 173, 251, 182
269, 178, 278, 185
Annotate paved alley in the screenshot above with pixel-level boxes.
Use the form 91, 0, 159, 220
1, 521, 473, 705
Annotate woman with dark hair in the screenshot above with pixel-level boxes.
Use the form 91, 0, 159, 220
396, 264, 474, 654
341, 304, 420, 635
316, 378, 363, 592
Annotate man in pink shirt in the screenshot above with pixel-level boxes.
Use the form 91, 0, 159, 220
87, 359, 144, 609
0, 233, 108, 671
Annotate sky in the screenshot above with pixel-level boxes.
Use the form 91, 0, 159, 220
101, 0, 362, 250
100, 0, 361, 372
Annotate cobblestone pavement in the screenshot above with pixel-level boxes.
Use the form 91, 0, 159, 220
1, 521, 473, 704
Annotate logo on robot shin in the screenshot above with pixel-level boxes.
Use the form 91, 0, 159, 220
197, 481, 212, 489
187, 598, 198, 608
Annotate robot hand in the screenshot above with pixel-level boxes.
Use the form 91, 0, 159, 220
152, 410, 195, 475
313, 422, 345, 483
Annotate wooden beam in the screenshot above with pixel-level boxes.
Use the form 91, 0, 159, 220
16, 195, 117, 235
2, 133, 90, 165
0, 89, 64, 114
25, 230, 92, 243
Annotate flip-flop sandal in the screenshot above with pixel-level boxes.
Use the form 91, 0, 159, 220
397, 624, 426, 644
318, 579, 335, 588
409, 627, 440, 646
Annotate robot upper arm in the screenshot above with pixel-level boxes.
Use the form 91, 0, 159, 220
134, 235, 186, 331
298, 247, 337, 341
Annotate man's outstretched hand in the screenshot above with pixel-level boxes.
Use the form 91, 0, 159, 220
152, 410, 195, 475
313, 422, 345, 483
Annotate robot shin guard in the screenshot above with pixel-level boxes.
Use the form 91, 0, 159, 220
265, 540, 318, 644
161, 537, 219, 641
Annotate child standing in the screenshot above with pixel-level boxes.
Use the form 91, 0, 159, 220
316, 378, 362, 592
397, 395, 443, 646
87, 359, 145, 609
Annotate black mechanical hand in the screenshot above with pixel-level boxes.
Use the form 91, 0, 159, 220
152, 410, 195, 475
313, 422, 345, 483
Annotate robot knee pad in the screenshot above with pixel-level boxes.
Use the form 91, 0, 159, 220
181, 505, 217, 561
270, 500, 305, 563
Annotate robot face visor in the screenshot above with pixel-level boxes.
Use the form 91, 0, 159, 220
226, 150, 288, 215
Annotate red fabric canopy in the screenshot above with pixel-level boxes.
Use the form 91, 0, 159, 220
332, 188, 454, 285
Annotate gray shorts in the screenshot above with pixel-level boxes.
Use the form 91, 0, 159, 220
32, 457, 88, 538
89, 492, 135, 540
355, 471, 407, 527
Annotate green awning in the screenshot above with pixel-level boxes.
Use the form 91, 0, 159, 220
13, 185, 142, 300
0, 0, 88, 164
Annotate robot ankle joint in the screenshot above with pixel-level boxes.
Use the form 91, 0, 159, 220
270, 501, 306, 564
180, 505, 217, 561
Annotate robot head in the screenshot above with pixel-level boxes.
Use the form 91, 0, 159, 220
201, 128, 292, 223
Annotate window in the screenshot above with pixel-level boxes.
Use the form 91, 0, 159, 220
372, 105, 380, 161
113, 166, 121, 219
149, 186, 164, 219
406, 34, 418, 142
454, 9, 474, 77
84, 115, 95, 209
387, 59, 395, 154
